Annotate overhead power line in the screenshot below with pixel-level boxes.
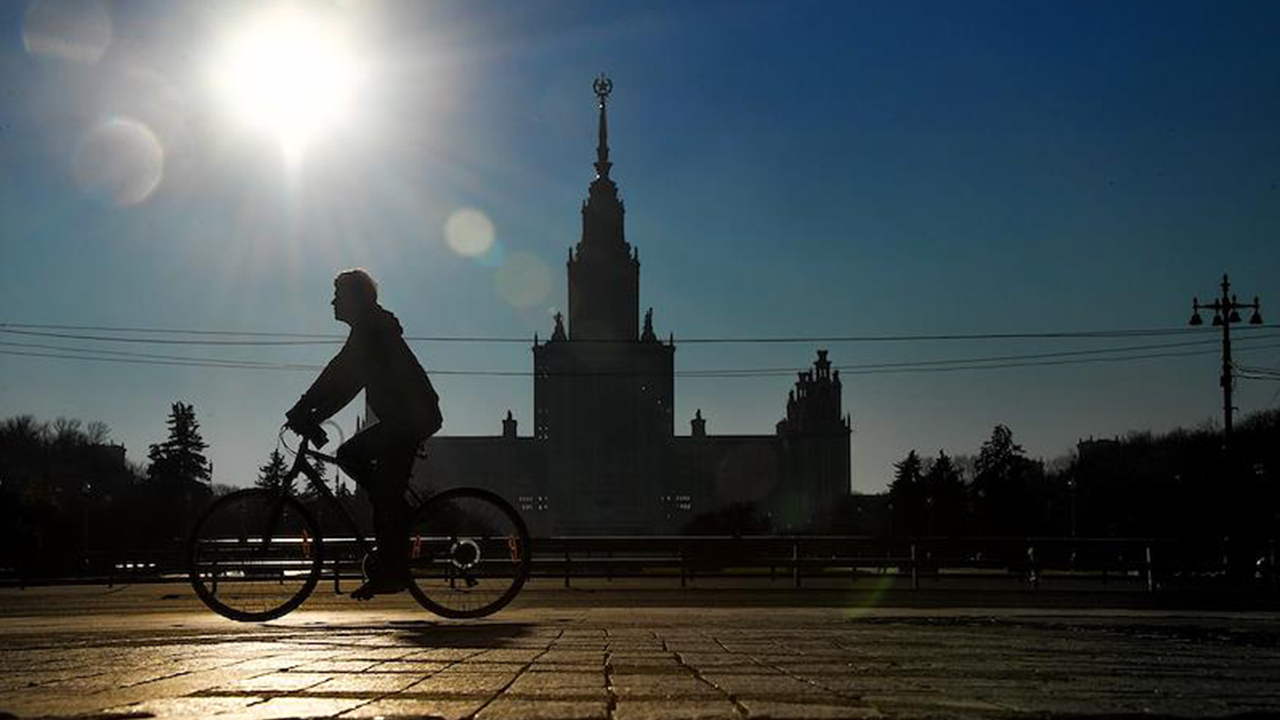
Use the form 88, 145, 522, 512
5, 336, 1280, 378
0, 327, 343, 347
679, 335, 1280, 375
1234, 362, 1280, 381
3, 321, 1277, 346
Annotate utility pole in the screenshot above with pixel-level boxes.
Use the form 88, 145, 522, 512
1190, 275, 1264, 579
1189, 273, 1263, 448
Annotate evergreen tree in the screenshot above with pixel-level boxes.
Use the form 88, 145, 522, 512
312, 456, 330, 497
922, 450, 967, 536
147, 402, 212, 486
255, 449, 293, 494
971, 424, 1038, 535
334, 470, 352, 499
888, 450, 925, 536
975, 425, 1024, 482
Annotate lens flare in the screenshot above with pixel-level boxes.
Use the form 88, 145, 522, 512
23, 0, 112, 64
495, 253, 553, 309
444, 208, 496, 258
74, 118, 165, 206
475, 240, 506, 269
842, 573, 896, 618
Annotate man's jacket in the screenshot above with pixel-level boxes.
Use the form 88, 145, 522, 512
292, 306, 442, 437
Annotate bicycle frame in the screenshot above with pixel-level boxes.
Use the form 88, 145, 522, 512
287, 437, 375, 560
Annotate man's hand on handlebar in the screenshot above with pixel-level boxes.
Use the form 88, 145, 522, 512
284, 411, 328, 448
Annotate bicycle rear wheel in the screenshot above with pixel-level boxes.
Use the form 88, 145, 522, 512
406, 488, 531, 618
188, 489, 322, 622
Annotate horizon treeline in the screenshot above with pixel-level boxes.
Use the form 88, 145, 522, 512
0, 403, 214, 577
867, 410, 1280, 542
2, 405, 1278, 578
0, 402, 363, 579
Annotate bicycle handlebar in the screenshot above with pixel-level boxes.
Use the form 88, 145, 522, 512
285, 420, 328, 449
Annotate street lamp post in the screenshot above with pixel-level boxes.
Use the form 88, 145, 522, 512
1189, 273, 1263, 449
1190, 274, 1264, 576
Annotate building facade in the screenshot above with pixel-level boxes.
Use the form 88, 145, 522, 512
415, 78, 851, 534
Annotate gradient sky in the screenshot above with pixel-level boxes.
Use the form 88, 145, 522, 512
2, 0, 1278, 494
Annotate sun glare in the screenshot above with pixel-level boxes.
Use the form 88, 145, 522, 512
213, 5, 358, 161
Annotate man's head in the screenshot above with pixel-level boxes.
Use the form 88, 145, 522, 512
332, 268, 378, 324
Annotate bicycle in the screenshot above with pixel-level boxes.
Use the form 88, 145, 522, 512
187, 425, 531, 622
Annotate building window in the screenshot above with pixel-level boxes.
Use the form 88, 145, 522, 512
519, 495, 550, 512
660, 494, 693, 512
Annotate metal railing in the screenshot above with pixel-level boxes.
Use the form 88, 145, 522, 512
4, 535, 1276, 593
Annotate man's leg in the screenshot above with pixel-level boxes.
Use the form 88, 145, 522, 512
336, 425, 420, 596
368, 445, 416, 581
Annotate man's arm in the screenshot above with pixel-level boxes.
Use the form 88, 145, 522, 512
287, 338, 363, 428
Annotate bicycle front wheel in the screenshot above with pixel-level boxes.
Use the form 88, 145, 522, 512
188, 489, 322, 622
406, 488, 531, 618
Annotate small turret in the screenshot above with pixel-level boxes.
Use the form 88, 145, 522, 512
551, 312, 567, 342
641, 308, 657, 342
691, 409, 706, 438
778, 350, 847, 434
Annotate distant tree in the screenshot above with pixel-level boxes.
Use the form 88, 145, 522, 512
86, 421, 111, 445
888, 450, 925, 536
0, 414, 137, 576
255, 449, 293, 494
975, 425, 1023, 482
51, 417, 85, 447
294, 454, 330, 501
0, 414, 49, 443
0, 415, 49, 487
147, 402, 212, 487
921, 450, 967, 536
971, 425, 1041, 535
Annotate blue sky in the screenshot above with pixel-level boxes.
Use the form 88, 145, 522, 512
1, 0, 1278, 493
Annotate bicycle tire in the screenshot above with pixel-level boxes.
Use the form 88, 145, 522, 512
406, 487, 531, 619
188, 489, 322, 622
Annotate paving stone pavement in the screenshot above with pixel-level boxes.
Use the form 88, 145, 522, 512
2, 584, 1280, 719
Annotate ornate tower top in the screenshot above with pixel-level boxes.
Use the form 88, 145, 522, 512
778, 350, 849, 435
593, 73, 613, 100
577, 72, 626, 252
567, 73, 638, 341
593, 73, 613, 180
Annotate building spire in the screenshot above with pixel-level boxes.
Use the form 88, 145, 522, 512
568, 72, 636, 341
593, 73, 613, 180
576, 72, 626, 253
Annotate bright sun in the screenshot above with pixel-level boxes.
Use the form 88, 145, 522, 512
212, 4, 358, 161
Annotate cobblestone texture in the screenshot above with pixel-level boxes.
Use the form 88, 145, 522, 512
1, 585, 1279, 718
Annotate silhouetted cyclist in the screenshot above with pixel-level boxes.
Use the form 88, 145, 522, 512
286, 268, 442, 600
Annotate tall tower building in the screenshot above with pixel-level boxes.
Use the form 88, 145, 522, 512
418, 76, 851, 535
533, 75, 675, 532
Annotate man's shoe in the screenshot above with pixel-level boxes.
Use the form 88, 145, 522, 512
350, 574, 409, 601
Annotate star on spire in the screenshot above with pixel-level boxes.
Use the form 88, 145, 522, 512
593, 73, 613, 180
